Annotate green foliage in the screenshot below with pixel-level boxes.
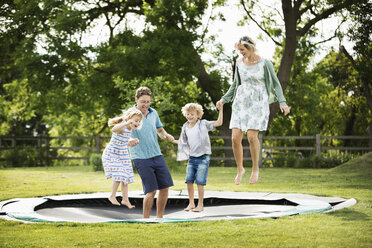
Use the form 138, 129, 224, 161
267, 151, 358, 169
0, 147, 47, 168
89, 153, 103, 172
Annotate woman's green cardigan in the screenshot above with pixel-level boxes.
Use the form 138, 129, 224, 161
221, 59, 287, 107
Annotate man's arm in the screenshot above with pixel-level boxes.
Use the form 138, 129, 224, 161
157, 127, 175, 143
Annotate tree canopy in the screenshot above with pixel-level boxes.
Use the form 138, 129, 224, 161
0, 0, 369, 145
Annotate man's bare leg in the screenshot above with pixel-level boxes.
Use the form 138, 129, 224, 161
184, 183, 195, 211
192, 184, 204, 212
232, 128, 245, 185
247, 130, 260, 184
143, 190, 156, 218
156, 187, 169, 218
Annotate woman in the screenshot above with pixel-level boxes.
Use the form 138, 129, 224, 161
216, 36, 290, 185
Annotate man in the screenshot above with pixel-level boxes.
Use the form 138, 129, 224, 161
128, 86, 175, 218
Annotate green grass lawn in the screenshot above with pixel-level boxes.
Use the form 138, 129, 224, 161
0, 153, 371, 248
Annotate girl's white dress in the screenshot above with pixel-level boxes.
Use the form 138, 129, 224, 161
230, 58, 270, 132
102, 126, 134, 184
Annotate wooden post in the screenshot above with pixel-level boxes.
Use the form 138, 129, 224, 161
95, 135, 100, 154
45, 136, 50, 164
316, 134, 321, 158
258, 133, 263, 167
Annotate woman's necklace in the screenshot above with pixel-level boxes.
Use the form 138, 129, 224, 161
244, 55, 260, 65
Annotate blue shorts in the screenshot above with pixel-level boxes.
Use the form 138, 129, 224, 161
133, 155, 174, 194
185, 154, 210, 185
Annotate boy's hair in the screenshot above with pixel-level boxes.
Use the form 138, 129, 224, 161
136, 86, 152, 99
108, 107, 143, 127
181, 103, 204, 119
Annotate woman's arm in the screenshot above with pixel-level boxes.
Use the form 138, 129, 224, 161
220, 65, 240, 103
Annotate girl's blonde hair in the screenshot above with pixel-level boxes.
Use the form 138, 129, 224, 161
108, 107, 143, 127
235, 35, 257, 52
181, 103, 204, 119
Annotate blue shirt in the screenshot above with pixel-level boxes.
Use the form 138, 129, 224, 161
129, 107, 163, 159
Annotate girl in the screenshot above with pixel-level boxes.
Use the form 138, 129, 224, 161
102, 107, 143, 208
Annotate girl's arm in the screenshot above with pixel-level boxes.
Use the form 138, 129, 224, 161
213, 106, 223, 127
111, 120, 132, 134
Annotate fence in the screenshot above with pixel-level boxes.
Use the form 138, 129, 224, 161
1, 135, 371, 167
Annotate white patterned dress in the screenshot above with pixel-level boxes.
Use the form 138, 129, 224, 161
230, 58, 270, 132
102, 126, 134, 184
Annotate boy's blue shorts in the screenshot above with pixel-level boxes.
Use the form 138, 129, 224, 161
185, 154, 210, 185
133, 155, 174, 194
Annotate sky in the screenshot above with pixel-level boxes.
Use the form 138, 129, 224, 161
82, 1, 353, 67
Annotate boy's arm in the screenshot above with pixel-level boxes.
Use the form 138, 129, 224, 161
213, 107, 223, 127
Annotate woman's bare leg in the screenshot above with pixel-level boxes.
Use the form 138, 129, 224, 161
232, 128, 245, 185
109, 181, 120, 206
120, 182, 135, 209
247, 130, 260, 184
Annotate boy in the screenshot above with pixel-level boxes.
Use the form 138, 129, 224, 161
173, 103, 223, 212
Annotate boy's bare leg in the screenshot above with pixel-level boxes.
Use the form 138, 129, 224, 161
232, 128, 245, 185
156, 187, 169, 218
108, 181, 121, 206
247, 130, 260, 184
192, 184, 204, 212
184, 183, 195, 211
120, 182, 135, 209
143, 190, 156, 218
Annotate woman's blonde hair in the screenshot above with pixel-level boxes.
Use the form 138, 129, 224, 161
235, 36, 257, 52
181, 103, 204, 119
108, 107, 143, 127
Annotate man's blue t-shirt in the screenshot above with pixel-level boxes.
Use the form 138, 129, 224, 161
129, 107, 163, 159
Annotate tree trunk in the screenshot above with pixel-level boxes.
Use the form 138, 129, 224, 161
268, 0, 297, 126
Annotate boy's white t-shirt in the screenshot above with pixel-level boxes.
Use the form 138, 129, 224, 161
185, 120, 214, 157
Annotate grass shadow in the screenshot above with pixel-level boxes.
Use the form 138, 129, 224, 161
327, 208, 370, 221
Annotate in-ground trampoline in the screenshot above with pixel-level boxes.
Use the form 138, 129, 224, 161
0, 190, 356, 223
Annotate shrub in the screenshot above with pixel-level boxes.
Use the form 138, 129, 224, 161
89, 153, 103, 171
0, 147, 47, 167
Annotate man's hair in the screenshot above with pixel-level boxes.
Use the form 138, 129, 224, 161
136, 87, 152, 99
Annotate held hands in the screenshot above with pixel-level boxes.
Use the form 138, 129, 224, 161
216, 100, 224, 110
280, 105, 290, 116
163, 133, 175, 143
128, 138, 139, 147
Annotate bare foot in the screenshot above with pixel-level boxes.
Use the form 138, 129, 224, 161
121, 200, 135, 209
192, 205, 204, 212
249, 171, 259, 184
108, 196, 120, 206
184, 204, 195, 211
235, 168, 246, 185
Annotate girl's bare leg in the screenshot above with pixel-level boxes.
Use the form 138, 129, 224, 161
184, 183, 195, 211
247, 130, 260, 184
232, 128, 245, 185
120, 182, 135, 209
109, 181, 121, 206
192, 184, 204, 212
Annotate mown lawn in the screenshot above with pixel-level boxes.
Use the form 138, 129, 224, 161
0, 153, 371, 248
